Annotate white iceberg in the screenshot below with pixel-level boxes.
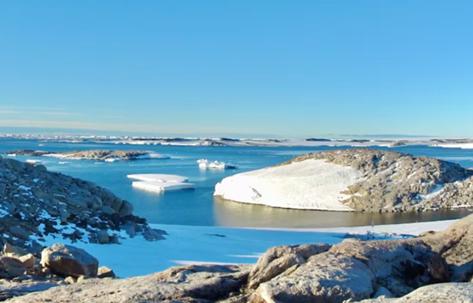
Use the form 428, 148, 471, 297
127, 174, 194, 193
25, 159, 41, 164
214, 159, 363, 211
197, 159, 237, 170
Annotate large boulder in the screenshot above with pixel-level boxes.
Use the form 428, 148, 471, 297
249, 239, 448, 303
40, 244, 98, 278
0, 256, 26, 279
247, 243, 331, 289
422, 213, 473, 281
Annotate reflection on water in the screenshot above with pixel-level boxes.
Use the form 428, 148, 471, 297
213, 197, 473, 228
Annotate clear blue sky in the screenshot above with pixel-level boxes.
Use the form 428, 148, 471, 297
1, 1, 472, 137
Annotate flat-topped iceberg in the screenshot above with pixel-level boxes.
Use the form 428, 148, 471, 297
214, 159, 363, 211
127, 174, 194, 193
197, 159, 237, 170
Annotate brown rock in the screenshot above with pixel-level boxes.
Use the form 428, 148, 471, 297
0, 256, 26, 279
18, 254, 35, 272
40, 244, 98, 278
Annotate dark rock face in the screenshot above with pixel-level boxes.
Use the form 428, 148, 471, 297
287, 149, 473, 212
0, 156, 165, 251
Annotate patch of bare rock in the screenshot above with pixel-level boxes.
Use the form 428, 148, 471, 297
4, 214, 473, 302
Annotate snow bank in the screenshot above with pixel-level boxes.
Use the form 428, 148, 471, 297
214, 159, 363, 211
248, 219, 458, 236
435, 143, 473, 149
197, 159, 237, 170
127, 174, 194, 193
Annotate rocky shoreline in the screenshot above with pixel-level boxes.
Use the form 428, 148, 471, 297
1, 214, 471, 302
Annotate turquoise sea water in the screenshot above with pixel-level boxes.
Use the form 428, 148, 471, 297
1, 138, 472, 228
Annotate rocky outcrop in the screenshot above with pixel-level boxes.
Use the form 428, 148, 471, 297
5, 150, 163, 162
4, 264, 251, 303
0, 156, 165, 252
247, 244, 331, 289
248, 238, 448, 303
422, 212, 473, 281
6, 214, 473, 303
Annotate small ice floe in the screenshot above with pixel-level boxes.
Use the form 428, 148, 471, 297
197, 159, 237, 170
127, 174, 194, 193
139, 153, 171, 160
6, 153, 16, 157
25, 159, 41, 164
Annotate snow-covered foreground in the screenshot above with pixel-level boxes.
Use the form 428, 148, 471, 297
39, 219, 457, 278
214, 159, 363, 210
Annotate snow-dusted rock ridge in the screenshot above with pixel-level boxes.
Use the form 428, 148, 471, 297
0, 156, 164, 254
215, 149, 473, 212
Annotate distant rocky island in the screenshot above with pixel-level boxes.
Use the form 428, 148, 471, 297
3, 213, 473, 302
3, 134, 473, 149
215, 149, 473, 212
6, 149, 169, 162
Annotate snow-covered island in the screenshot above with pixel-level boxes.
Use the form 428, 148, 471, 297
5, 149, 169, 162
127, 174, 194, 193
215, 149, 473, 212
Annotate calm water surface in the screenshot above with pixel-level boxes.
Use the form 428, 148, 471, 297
1, 138, 472, 227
